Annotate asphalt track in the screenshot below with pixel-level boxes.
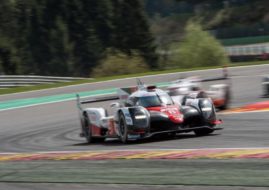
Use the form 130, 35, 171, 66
1, 64, 269, 189
1, 183, 269, 190
1, 64, 269, 152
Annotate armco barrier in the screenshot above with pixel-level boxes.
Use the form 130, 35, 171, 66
0, 75, 88, 88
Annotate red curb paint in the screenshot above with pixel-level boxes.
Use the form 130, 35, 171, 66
79, 151, 145, 160
152, 150, 229, 159
224, 100, 269, 113
103, 151, 147, 159
243, 101, 269, 110
1, 149, 269, 161
237, 152, 269, 159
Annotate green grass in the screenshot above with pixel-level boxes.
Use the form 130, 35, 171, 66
0, 60, 268, 95
1, 159, 269, 186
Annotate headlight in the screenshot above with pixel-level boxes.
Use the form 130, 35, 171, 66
134, 109, 147, 119
201, 107, 212, 112
199, 99, 214, 120
132, 108, 149, 127
135, 115, 147, 119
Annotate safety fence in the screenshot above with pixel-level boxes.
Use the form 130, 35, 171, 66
0, 75, 87, 88
224, 42, 269, 62
221, 35, 269, 46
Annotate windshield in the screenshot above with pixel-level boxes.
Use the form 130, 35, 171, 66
168, 89, 182, 96
168, 87, 189, 96
159, 94, 173, 105
137, 94, 173, 107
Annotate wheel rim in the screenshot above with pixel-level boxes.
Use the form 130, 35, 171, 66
120, 117, 125, 136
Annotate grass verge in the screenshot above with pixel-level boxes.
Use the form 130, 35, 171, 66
0, 60, 268, 95
0, 159, 269, 186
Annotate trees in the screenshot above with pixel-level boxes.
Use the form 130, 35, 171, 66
0, 0, 156, 76
91, 50, 149, 77
64, 0, 112, 76
0, 0, 18, 74
48, 17, 74, 76
170, 22, 229, 68
112, 0, 158, 68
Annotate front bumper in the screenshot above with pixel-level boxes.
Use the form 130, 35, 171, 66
127, 125, 223, 140
146, 125, 223, 138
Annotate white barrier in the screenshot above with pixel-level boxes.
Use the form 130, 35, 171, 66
224, 42, 269, 56
0, 75, 89, 88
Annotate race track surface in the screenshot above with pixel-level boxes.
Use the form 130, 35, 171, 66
0, 64, 268, 153
0, 65, 269, 189
2, 183, 269, 190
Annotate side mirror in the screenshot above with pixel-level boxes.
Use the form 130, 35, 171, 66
110, 102, 120, 108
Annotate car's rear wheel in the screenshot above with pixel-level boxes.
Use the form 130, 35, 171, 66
83, 114, 93, 143
119, 113, 129, 143
82, 114, 105, 143
218, 88, 230, 110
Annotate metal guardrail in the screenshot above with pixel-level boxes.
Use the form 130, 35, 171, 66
0, 75, 89, 88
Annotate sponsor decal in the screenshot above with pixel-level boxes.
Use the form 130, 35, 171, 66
89, 113, 97, 121
128, 134, 141, 139
120, 95, 129, 100
126, 118, 133, 125
122, 109, 133, 125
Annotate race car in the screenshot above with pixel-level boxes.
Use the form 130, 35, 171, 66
167, 76, 231, 110
76, 80, 222, 144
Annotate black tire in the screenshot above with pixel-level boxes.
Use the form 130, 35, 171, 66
83, 113, 105, 144
82, 114, 94, 143
83, 114, 105, 143
194, 128, 214, 136
119, 113, 129, 143
168, 132, 177, 138
218, 104, 227, 110
218, 89, 230, 110
188, 118, 214, 136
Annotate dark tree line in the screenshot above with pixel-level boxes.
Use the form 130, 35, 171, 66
0, 0, 157, 77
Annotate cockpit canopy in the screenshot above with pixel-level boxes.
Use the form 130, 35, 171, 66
126, 89, 174, 108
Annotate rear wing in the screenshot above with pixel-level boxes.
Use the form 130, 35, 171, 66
117, 86, 137, 104
76, 94, 82, 111
76, 94, 118, 109
75, 86, 137, 107
76, 78, 146, 107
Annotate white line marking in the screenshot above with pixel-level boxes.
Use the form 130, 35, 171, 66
0, 92, 115, 112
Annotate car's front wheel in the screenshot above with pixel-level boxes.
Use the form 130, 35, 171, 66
194, 128, 214, 136
119, 113, 129, 143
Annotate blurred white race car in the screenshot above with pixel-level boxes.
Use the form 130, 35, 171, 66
167, 76, 231, 110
